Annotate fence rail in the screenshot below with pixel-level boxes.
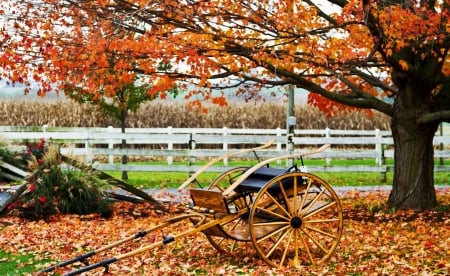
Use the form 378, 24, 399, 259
1, 126, 449, 176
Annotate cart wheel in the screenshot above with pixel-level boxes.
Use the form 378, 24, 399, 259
207, 167, 247, 192
249, 172, 343, 268
205, 167, 254, 255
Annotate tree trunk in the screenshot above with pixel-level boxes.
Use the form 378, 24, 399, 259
388, 80, 439, 211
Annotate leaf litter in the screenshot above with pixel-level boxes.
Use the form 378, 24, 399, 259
0, 188, 448, 275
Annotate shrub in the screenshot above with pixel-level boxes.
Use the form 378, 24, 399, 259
0, 148, 13, 163
8, 142, 112, 220
58, 170, 111, 217
23, 138, 46, 164
10, 149, 61, 220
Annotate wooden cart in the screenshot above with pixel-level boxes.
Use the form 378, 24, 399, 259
42, 141, 343, 275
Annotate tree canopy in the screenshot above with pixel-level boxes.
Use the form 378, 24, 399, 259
0, 0, 447, 113
0, 0, 449, 210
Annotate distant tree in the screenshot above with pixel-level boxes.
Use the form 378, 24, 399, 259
65, 63, 178, 180
66, 80, 149, 180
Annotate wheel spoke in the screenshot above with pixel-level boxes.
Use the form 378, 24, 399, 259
280, 229, 294, 267
258, 189, 291, 218
216, 237, 227, 247
264, 227, 292, 259
277, 178, 293, 215
216, 185, 225, 192
256, 224, 290, 243
298, 177, 313, 213
303, 201, 336, 219
222, 217, 245, 231
211, 236, 227, 248
301, 228, 329, 255
253, 221, 289, 227
208, 235, 239, 252
304, 218, 340, 223
304, 225, 338, 239
293, 175, 298, 215
255, 206, 290, 221
290, 229, 301, 268
298, 229, 315, 265
299, 188, 326, 216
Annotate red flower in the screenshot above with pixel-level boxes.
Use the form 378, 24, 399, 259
38, 138, 45, 149
39, 196, 47, 203
29, 185, 36, 192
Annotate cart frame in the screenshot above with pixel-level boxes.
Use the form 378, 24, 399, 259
42, 141, 343, 275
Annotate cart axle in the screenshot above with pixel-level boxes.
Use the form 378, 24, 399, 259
290, 217, 303, 229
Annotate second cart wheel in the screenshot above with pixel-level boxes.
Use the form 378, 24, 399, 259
249, 172, 343, 268
205, 167, 255, 255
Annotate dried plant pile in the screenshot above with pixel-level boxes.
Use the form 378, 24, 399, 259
0, 100, 390, 130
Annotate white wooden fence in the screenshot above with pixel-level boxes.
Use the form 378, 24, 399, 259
1, 126, 450, 176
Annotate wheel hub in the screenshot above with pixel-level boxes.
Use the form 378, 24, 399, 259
290, 217, 302, 229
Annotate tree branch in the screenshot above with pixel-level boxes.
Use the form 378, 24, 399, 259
417, 111, 450, 124
258, 60, 394, 115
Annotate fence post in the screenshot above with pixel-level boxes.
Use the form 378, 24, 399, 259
85, 129, 92, 164
188, 133, 196, 177
375, 129, 387, 182
167, 127, 173, 165
379, 144, 387, 183
276, 128, 282, 166
108, 126, 114, 164
325, 128, 331, 166
286, 133, 294, 167
375, 129, 381, 165
223, 127, 228, 166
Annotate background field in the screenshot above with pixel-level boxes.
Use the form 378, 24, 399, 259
0, 99, 390, 130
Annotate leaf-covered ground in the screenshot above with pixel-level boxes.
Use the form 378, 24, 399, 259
0, 188, 449, 275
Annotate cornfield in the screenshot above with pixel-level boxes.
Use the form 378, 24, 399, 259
0, 99, 390, 130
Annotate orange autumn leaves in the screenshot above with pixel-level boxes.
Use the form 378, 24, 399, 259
364, 0, 449, 74
0, 188, 448, 274
0, 0, 448, 109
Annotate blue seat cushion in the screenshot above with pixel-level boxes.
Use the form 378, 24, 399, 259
236, 167, 289, 193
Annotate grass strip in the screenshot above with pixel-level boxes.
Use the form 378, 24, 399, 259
0, 250, 50, 275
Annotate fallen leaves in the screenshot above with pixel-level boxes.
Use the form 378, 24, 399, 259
0, 189, 449, 275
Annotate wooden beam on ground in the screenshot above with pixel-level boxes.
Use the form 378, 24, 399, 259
0, 160, 28, 177
0, 183, 27, 213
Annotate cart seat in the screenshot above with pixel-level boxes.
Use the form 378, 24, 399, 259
190, 189, 230, 214
236, 167, 290, 193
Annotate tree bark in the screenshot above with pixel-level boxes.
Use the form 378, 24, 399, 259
388, 80, 439, 210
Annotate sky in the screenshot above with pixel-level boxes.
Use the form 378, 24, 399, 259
0, 80, 65, 100
0, 78, 309, 104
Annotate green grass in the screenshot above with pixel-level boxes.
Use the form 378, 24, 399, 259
105, 158, 450, 189
108, 170, 226, 189
107, 170, 401, 189
0, 250, 50, 275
